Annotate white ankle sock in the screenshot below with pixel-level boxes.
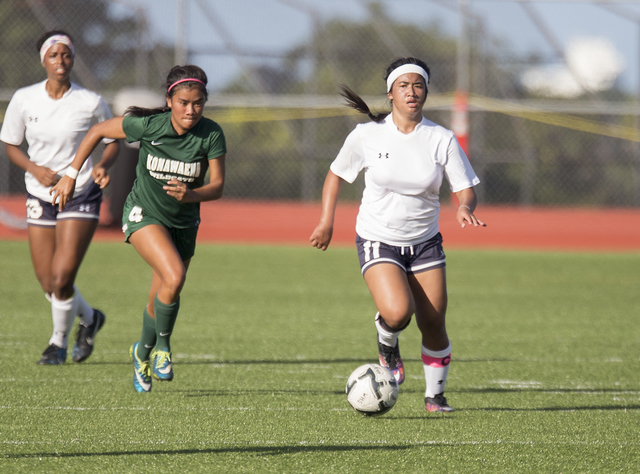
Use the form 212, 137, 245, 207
50, 295, 78, 348
73, 286, 95, 327
375, 313, 402, 348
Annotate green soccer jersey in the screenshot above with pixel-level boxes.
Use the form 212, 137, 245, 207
122, 112, 226, 229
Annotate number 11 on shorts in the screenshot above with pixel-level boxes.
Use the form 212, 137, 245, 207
362, 240, 381, 262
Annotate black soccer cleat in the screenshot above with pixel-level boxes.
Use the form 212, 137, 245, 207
72, 309, 106, 363
38, 344, 67, 365
425, 393, 454, 413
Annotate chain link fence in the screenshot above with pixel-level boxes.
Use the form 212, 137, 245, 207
1, 0, 639, 208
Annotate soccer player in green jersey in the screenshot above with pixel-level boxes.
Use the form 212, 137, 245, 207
52, 65, 227, 393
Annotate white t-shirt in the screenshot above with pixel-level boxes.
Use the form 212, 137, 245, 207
330, 115, 480, 246
0, 81, 114, 202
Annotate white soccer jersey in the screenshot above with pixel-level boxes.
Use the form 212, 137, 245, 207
330, 115, 480, 246
0, 80, 114, 202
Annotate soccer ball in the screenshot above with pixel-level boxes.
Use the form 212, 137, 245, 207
345, 363, 399, 416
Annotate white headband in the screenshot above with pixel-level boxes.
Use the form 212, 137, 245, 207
40, 35, 75, 63
386, 64, 429, 93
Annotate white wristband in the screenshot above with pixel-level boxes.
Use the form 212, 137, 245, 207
65, 167, 79, 180
459, 205, 472, 212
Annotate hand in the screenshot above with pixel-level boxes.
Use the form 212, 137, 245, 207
50, 175, 76, 211
92, 166, 110, 189
310, 223, 334, 251
457, 205, 486, 229
32, 165, 60, 187
164, 178, 194, 203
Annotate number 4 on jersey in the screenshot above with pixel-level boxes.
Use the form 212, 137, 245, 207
129, 206, 143, 223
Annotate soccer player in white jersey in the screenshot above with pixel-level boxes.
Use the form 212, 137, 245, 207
1, 30, 119, 365
310, 57, 486, 412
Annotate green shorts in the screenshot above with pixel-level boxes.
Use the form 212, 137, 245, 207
122, 198, 199, 261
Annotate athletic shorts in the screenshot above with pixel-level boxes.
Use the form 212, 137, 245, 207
121, 196, 199, 261
26, 182, 102, 227
356, 233, 446, 276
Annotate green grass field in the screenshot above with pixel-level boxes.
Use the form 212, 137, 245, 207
1, 240, 639, 472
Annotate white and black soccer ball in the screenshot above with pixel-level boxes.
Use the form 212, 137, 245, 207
345, 363, 399, 416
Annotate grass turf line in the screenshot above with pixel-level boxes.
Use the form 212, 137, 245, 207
0, 241, 639, 472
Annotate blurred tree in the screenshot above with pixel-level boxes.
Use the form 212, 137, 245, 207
0, 0, 173, 92
220, 2, 463, 200
225, 3, 458, 96
0, 0, 175, 196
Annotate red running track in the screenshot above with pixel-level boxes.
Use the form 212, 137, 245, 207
1, 196, 639, 252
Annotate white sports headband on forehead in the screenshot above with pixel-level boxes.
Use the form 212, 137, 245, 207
386, 64, 429, 93
40, 34, 75, 63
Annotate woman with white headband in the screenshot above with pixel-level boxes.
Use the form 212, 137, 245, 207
52, 65, 226, 393
310, 57, 485, 412
1, 30, 119, 365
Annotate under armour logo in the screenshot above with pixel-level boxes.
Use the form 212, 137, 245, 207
378, 152, 389, 159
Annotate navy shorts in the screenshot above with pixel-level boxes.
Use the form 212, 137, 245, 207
356, 233, 446, 276
26, 182, 102, 227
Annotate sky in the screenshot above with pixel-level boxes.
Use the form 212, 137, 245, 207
115, 0, 640, 95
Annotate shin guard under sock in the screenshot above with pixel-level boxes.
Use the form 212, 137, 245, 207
375, 312, 410, 348
137, 306, 157, 361
153, 294, 180, 352
50, 295, 78, 348
421, 343, 452, 398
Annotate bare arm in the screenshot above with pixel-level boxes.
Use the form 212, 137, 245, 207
310, 170, 344, 251
50, 117, 126, 210
91, 140, 120, 189
455, 186, 486, 228
4, 143, 60, 187
163, 154, 226, 203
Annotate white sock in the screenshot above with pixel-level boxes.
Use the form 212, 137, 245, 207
421, 343, 452, 398
44, 292, 52, 303
50, 295, 78, 349
74, 286, 95, 327
375, 313, 403, 348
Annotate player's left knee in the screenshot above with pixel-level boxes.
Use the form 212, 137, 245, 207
163, 272, 186, 298
50, 270, 76, 297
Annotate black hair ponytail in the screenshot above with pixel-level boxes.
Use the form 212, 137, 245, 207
339, 85, 389, 124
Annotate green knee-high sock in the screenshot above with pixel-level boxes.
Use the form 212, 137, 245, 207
154, 294, 180, 353
137, 307, 157, 361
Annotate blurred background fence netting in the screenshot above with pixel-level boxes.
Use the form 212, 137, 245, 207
1, 0, 640, 207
